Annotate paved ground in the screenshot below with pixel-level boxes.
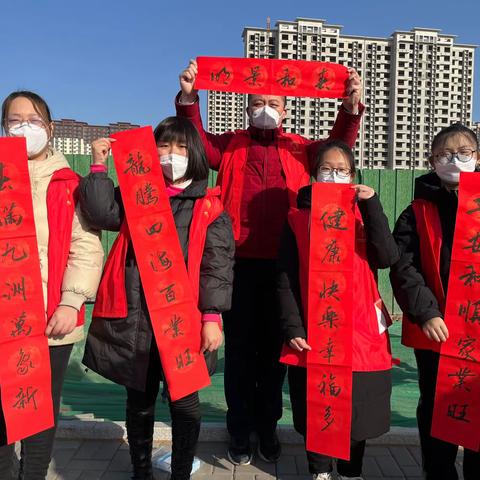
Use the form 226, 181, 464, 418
40, 439, 465, 480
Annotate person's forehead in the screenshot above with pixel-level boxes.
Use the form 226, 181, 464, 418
438, 133, 476, 150
249, 95, 284, 104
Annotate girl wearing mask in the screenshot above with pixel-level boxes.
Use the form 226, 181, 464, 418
390, 123, 480, 480
79, 116, 235, 480
277, 140, 398, 480
0, 91, 104, 479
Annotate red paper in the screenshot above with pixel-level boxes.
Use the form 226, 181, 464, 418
431, 172, 480, 451
280, 184, 355, 460
111, 127, 211, 401
195, 57, 349, 99
0, 137, 54, 444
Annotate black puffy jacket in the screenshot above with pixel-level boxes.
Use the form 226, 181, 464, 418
390, 172, 458, 326
79, 172, 235, 391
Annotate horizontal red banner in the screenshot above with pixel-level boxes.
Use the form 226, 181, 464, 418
195, 56, 349, 99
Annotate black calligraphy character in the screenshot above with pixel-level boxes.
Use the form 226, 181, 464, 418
318, 373, 342, 397
322, 239, 341, 264
467, 198, 480, 215
458, 300, 480, 324
16, 348, 35, 376
12, 386, 38, 410
448, 367, 476, 392
318, 306, 339, 329
2, 277, 27, 301
320, 208, 347, 231
320, 338, 335, 364
447, 404, 470, 423
150, 251, 172, 272
244, 66, 261, 86
464, 232, 480, 254
210, 66, 231, 85
164, 314, 184, 338
124, 152, 151, 176
315, 68, 331, 91
176, 348, 194, 370
321, 406, 335, 432
276, 68, 296, 87
0, 203, 23, 227
0, 163, 12, 192
136, 183, 158, 206
459, 265, 480, 287
145, 222, 163, 236
458, 335, 477, 362
319, 279, 340, 302
0, 242, 28, 264
10, 311, 32, 337
159, 283, 176, 303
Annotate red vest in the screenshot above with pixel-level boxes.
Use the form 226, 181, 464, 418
46, 168, 86, 326
216, 131, 311, 240
288, 206, 392, 372
401, 199, 444, 352
93, 187, 224, 318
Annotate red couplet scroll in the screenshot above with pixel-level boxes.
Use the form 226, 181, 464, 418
195, 56, 349, 99
0, 137, 54, 445
431, 172, 480, 451
111, 127, 211, 401
281, 183, 355, 460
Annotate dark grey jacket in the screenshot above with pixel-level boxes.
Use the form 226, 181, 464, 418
79, 172, 235, 391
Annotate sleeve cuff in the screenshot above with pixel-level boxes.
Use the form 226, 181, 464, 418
59, 291, 86, 311
90, 164, 108, 173
286, 325, 307, 341
201, 313, 222, 324
175, 91, 200, 115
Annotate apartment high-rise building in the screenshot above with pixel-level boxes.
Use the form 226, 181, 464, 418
206, 17, 476, 169
53, 119, 140, 155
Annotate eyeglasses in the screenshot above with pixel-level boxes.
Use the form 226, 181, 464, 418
434, 149, 477, 165
6, 118, 46, 130
318, 166, 352, 178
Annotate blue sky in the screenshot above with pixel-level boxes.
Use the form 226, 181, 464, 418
2, 0, 479, 126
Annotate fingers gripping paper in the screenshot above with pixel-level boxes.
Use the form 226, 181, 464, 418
195, 57, 349, 99
0, 138, 54, 445
111, 127, 210, 401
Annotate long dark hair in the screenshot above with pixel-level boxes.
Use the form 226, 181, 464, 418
1, 90, 52, 133
153, 116, 209, 181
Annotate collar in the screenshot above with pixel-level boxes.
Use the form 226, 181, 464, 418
247, 124, 284, 142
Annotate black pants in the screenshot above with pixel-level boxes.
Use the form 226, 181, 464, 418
288, 366, 366, 476
224, 258, 286, 441
0, 344, 73, 480
126, 341, 201, 480
415, 349, 480, 480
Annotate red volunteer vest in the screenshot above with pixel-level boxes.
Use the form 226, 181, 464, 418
401, 199, 444, 352
216, 131, 311, 240
46, 168, 86, 325
288, 206, 392, 372
93, 187, 224, 318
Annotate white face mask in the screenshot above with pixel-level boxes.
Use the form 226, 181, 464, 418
250, 105, 281, 130
316, 171, 352, 184
160, 153, 188, 182
434, 157, 477, 184
8, 123, 49, 157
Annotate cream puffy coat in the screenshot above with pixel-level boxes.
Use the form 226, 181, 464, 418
29, 149, 104, 346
